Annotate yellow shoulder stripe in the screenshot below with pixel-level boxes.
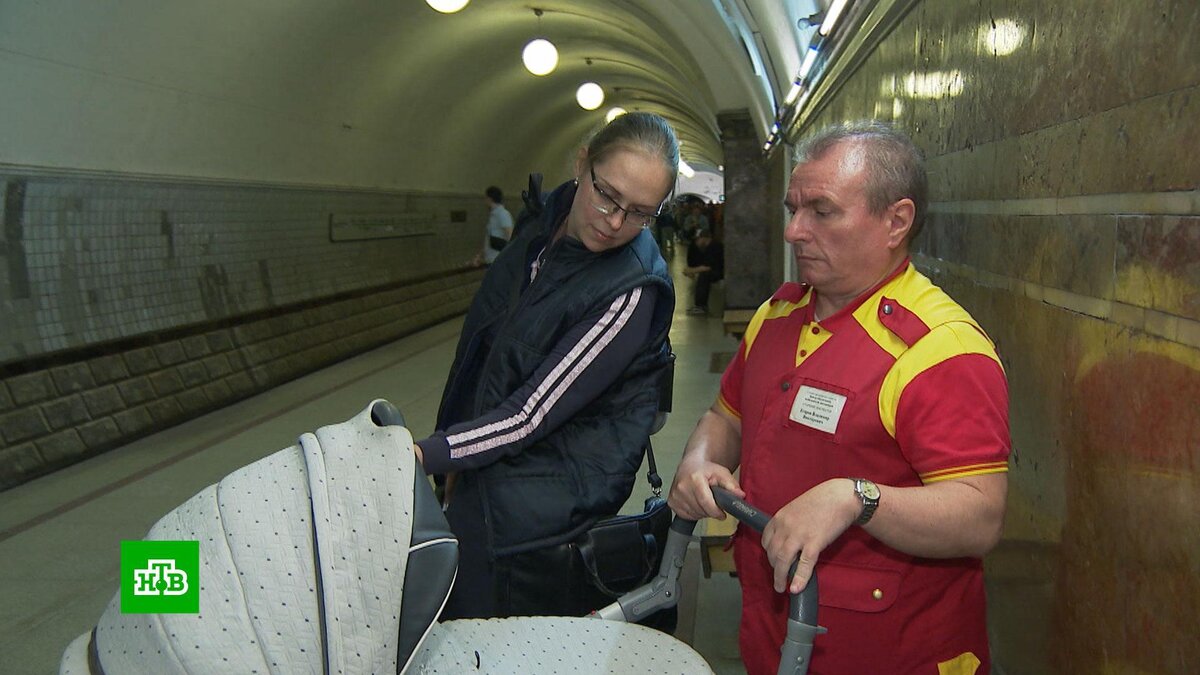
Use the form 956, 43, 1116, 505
878, 321, 1002, 438
743, 295, 807, 356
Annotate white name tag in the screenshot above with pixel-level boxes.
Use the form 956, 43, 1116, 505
788, 385, 847, 434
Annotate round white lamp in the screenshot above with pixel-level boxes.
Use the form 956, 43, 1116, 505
425, 0, 469, 14
605, 107, 627, 123
576, 82, 604, 110
522, 38, 559, 76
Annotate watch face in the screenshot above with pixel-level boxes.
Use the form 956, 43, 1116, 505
860, 480, 881, 500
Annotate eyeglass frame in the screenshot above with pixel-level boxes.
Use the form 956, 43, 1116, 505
588, 166, 664, 228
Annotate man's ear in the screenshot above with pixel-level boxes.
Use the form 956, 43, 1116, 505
886, 198, 915, 249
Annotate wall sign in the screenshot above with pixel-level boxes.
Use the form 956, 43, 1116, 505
329, 212, 439, 241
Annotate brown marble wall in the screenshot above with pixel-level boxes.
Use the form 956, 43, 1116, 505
794, 0, 1200, 672
719, 111, 784, 308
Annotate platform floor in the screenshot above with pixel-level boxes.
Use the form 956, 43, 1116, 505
0, 251, 748, 674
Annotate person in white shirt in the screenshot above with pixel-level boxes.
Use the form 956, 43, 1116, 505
482, 185, 514, 265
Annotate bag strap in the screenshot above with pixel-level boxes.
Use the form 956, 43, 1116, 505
645, 439, 662, 497
644, 352, 673, 497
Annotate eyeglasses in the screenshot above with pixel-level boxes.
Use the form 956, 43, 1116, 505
589, 166, 661, 228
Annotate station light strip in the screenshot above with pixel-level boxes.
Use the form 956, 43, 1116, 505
764, 0, 856, 156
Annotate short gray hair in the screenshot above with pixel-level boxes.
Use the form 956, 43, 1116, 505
794, 121, 928, 241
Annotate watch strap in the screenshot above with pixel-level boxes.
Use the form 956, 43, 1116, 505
852, 478, 879, 526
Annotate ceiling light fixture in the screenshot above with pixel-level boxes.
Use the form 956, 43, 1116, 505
425, 0, 469, 14
819, 0, 850, 36
605, 107, 627, 123
522, 9, 558, 76
576, 82, 604, 110
576, 57, 604, 110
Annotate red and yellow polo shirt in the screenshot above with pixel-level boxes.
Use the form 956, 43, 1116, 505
720, 260, 1010, 675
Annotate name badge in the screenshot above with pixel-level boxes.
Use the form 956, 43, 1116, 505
788, 385, 847, 435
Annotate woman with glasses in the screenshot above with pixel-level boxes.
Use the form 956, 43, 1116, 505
414, 112, 679, 619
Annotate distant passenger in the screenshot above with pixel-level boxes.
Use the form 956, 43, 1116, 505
683, 228, 724, 315
668, 121, 1011, 675
679, 200, 710, 244
654, 203, 677, 255
479, 185, 513, 265
415, 112, 678, 620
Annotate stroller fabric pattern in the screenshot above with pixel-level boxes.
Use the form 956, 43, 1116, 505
61, 399, 711, 674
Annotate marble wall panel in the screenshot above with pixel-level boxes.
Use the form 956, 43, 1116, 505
1012, 121, 1086, 199
922, 212, 1117, 301
1078, 86, 1200, 195
928, 262, 1200, 673
1031, 214, 1118, 298
798, 0, 1199, 671
1115, 214, 1200, 321
1046, 319, 1200, 673
719, 111, 779, 308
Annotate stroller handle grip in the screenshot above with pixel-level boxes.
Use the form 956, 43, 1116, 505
710, 486, 770, 532
709, 486, 823, 651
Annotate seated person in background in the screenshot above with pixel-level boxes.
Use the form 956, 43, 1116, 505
683, 228, 724, 315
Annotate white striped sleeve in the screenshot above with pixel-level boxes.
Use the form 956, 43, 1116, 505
418, 287, 657, 474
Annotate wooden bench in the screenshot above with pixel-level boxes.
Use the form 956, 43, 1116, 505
722, 308, 756, 340
699, 514, 739, 577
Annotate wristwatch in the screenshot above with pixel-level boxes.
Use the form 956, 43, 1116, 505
851, 478, 880, 526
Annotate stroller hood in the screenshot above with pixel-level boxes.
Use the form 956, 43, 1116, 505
61, 399, 457, 675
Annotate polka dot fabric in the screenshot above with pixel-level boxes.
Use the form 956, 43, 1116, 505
412, 617, 713, 674
61, 400, 419, 675
61, 399, 715, 674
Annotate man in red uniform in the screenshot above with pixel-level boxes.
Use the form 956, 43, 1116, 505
669, 122, 1010, 675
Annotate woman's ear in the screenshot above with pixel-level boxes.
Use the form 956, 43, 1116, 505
573, 147, 589, 179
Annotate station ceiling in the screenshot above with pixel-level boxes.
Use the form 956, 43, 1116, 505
1, 1, 825, 191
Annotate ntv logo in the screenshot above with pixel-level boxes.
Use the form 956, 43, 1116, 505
121, 541, 200, 613
133, 559, 189, 596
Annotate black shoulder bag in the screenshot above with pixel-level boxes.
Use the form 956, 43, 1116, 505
575, 442, 671, 600
491, 442, 675, 632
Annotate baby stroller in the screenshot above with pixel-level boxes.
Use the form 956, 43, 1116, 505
60, 400, 821, 674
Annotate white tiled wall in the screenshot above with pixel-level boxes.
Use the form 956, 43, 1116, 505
1, 174, 484, 363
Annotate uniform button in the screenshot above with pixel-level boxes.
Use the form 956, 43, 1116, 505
882, 304, 893, 315
781, 381, 791, 391
799, 349, 807, 357
872, 588, 884, 600
811, 326, 820, 334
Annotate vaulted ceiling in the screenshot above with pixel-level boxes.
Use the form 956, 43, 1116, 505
0, 0, 824, 191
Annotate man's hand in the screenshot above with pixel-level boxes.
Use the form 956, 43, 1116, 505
413, 442, 425, 464
760, 478, 861, 594
668, 404, 744, 520
667, 455, 744, 521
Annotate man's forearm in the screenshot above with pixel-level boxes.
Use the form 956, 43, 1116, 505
862, 473, 1007, 559
681, 405, 742, 470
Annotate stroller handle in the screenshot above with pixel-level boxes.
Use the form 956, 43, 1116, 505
597, 487, 825, 675
710, 487, 824, 675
